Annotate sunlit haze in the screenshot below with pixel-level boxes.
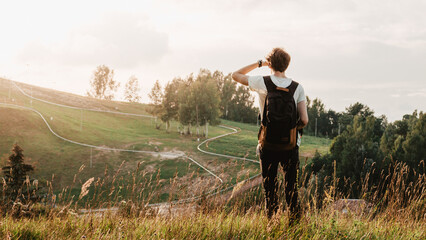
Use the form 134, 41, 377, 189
1, 0, 425, 121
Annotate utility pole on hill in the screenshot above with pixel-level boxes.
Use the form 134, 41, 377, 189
27, 64, 32, 107
80, 109, 83, 131
8, 80, 11, 99
30, 87, 33, 107
90, 147, 93, 168
338, 123, 341, 135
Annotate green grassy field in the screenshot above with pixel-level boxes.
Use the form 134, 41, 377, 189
0, 78, 330, 202
202, 119, 330, 163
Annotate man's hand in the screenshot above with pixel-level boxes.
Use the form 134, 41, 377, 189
262, 60, 270, 67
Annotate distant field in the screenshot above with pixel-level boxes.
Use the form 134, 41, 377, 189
201, 119, 331, 164
0, 78, 331, 202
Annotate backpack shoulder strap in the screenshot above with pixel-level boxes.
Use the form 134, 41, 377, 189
263, 76, 277, 92
261, 100, 267, 126
288, 81, 299, 96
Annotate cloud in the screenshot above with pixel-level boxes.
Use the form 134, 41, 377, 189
17, 12, 169, 68
293, 40, 426, 88
9, 0, 425, 121
407, 89, 426, 97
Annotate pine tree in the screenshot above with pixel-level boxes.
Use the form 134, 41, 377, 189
1, 144, 34, 203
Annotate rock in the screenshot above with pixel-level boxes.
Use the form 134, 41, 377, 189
333, 199, 372, 215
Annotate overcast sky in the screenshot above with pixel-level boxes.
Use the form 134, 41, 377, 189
1, 0, 425, 121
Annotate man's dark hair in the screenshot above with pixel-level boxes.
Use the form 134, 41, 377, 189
266, 48, 291, 72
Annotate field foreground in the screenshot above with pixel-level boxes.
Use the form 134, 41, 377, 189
0, 208, 424, 239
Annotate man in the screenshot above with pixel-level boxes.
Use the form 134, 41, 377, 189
231, 47, 308, 221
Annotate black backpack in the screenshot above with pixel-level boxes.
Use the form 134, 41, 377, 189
258, 76, 299, 151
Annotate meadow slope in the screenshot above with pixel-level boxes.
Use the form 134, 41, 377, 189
0, 78, 329, 202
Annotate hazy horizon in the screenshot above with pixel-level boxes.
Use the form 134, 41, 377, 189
1, 0, 425, 121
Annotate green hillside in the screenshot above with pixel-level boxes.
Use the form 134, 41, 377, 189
1, 79, 421, 240
0, 78, 330, 202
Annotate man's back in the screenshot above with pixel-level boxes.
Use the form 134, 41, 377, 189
230, 47, 308, 221
248, 75, 306, 122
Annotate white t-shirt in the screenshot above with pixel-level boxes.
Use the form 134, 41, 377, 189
248, 75, 307, 148
248, 75, 307, 121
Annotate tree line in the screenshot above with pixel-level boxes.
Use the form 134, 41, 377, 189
85, 65, 259, 130
303, 98, 371, 138
87, 64, 141, 103
147, 69, 258, 135
305, 104, 425, 204
302, 98, 424, 204
85, 64, 372, 138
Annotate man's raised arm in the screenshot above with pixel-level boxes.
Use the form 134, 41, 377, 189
231, 61, 269, 86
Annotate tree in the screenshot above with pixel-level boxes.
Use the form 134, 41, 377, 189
124, 75, 141, 103
175, 70, 221, 136
217, 73, 237, 119
307, 102, 387, 198
87, 65, 120, 100
214, 70, 225, 90
147, 80, 163, 128
1, 144, 36, 204
190, 73, 221, 131
228, 85, 257, 123
325, 109, 339, 138
381, 110, 425, 172
305, 97, 327, 136
402, 111, 425, 171
148, 80, 163, 108
334, 102, 375, 136
177, 78, 193, 133
346, 102, 374, 118
214, 71, 257, 124
161, 78, 182, 132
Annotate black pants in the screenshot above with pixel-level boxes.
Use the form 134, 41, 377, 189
259, 146, 300, 218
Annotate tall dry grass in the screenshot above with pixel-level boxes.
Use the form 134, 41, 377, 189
0, 158, 424, 239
